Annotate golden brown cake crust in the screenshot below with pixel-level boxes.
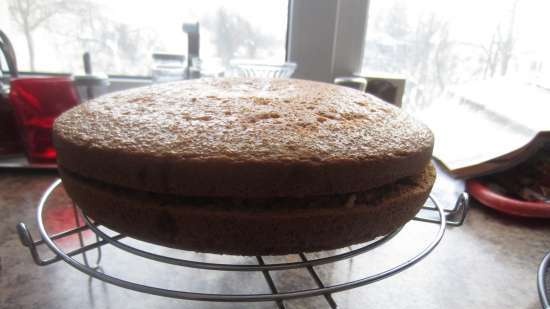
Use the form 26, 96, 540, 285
54, 78, 433, 197
60, 164, 435, 255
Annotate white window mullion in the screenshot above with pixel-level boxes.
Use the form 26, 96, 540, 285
287, 0, 370, 82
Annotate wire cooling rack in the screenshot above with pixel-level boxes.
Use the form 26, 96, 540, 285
17, 179, 469, 309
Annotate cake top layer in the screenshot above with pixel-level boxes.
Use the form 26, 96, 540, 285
54, 78, 433, 197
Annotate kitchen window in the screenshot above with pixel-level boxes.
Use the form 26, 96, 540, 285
362, 0, 550, 111
0, 0, 289, 77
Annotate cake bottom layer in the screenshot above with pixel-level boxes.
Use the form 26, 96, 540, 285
59, 165, 435, 256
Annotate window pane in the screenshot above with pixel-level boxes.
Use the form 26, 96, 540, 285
0, 0, 288, 76
362, 0, 550, 110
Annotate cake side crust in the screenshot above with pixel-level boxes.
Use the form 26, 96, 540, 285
59, 164, 436, 255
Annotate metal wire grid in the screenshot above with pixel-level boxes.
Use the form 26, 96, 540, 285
539, 252, 550, 309
17, 179, 469, 309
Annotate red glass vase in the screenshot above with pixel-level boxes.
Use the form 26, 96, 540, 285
9, 77, 80, 163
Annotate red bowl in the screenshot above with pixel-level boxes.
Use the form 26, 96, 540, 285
466, 179, 550, 218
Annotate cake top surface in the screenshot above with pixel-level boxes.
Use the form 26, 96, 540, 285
55, 78, 432, 164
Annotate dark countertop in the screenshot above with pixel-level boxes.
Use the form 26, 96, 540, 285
0, 166, 549, 309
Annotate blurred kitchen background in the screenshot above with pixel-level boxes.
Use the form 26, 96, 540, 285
2, 0, 550, 112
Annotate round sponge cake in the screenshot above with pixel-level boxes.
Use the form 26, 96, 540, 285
53, 78, 433, 198
53, 78, 435, 255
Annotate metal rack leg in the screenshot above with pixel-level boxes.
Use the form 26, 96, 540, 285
72, 202, 102, 268
17, 220, 123, 266
298, 253, 338, 309
256, 256, 286, 309
414, 193, 469, 226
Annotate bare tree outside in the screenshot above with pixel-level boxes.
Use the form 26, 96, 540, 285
363, 0, 540, 111
45, 2, 161, 75
8, 0, 60, 70
8, 0, 99, 71
1, 1, 288, 75
481, 0, 520, 78
202, 7, 279, 67
364, 2, 458, 110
